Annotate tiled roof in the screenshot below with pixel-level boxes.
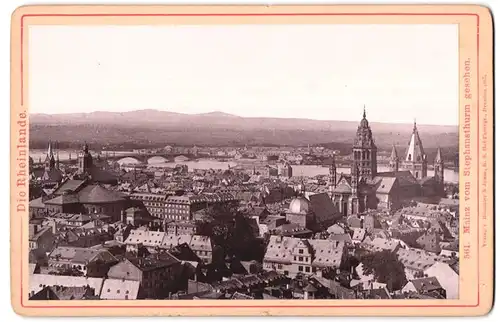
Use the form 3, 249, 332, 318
53, 179, 87, 195
49, 246, 117, 265
78, 185, 126, 204
397, 247, 446, 271
363, 237, 400, 252
29, 197, 45, 209
309, 193, 340, 223
29, 274, 104, 295
100, 279, 140, 300
264, 236, 344, 268
29, 226, 52, 241
352, 228, 366, 241
124, 229, 213, 253
44, 194, 80, 205
410, 276, 443, 292
41, 168, 63, 182
126, 253, 180, 272
374, 177, 397, 194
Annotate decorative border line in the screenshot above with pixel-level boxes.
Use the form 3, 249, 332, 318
19, 11, 481, 310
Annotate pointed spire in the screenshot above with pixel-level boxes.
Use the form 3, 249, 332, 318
390, 144, 398, 159
363, 105, 366, 119
435, 147, 443, 163
47, 141, 53, 157
56, 150, 60, 169
413, 118, 417, 132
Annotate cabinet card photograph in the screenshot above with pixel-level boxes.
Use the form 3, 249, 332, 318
10, 4, 494, 317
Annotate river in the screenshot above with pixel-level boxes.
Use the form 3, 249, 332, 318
30, 150, 459, 183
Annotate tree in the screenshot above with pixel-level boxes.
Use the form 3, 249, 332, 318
198, 204, 262, 261
360, 250, 407, 292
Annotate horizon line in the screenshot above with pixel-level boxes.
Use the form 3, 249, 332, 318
29, 108, 459, 127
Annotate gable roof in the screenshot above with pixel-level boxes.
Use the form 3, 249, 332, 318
29, 197, 45, 209
374, 177, 397, 194
41, 168, 63, 182
49, 246, 117, 264
309, 193, 340, 223
53, 179, 87, 195
264, 236, 344, 268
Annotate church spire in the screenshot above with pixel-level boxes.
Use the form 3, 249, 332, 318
363, 105, 366, 119
390, 144, 399, 172
434, 147, 444, 186
47, 141, 53, 157
390, 144, 398, 159
45, 141, 56, 170
402, 119, 428, 179
435, 147, 443, 163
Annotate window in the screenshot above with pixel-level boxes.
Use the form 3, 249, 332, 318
305, 266, 310, 273
299, 256, 303, 261
299, 249, 304, 254
298, 266, 303, 272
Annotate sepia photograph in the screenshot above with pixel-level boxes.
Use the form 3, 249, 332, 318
26, 21, 462, 302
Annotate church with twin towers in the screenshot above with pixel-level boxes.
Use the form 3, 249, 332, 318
328, 108, 445, 216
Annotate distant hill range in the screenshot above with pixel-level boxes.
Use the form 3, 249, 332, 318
30, 109, 458, 154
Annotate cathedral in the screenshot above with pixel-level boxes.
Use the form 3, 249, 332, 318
329, 108, 445, 216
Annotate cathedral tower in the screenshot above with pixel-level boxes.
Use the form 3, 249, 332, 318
328, 154, 337, 197
401, 120, 427, 180
389, 144, 399, 172
352, 107, 377, 180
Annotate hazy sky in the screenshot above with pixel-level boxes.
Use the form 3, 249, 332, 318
29, 24, 458, 125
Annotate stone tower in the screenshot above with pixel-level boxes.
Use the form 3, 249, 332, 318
352, 107, 377, 180
389, 144, 399, 172
350, 162, 360, 215
434, 147, 444, 185
78, 142, 93, 174
328, 154, 337, 197
401, 120, 428, 180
